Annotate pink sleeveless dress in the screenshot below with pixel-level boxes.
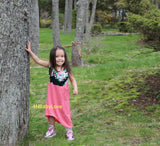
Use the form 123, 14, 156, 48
45, 67, 73, 128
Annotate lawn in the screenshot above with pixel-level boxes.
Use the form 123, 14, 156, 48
21, 28, 160, 145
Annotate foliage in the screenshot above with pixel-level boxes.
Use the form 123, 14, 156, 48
117, 0, 153, 15
118, 21, 135, 33
72, 9, 77, 29
117, 0, 160, 50
91, 24, 102, 34
40, 19, 52, 28
38, 0, 52, 18
128, 9, 160, 46
95, 10, 112, 27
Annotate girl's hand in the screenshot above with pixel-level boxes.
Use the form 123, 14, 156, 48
25, 41, 31, 53
73, 89, 78, 95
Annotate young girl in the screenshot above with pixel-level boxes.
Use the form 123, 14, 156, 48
25, 42, 78, 140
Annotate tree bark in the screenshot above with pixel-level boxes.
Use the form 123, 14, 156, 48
30, 0, 39, 56
63, 0, 73, 34
63, 0, 68, 33
85, 0, 97, 43
0, 0, 31, 145
67, 0, 73, 34
52, 0, 61, 46
72, 41, 82, 66
75, 0, 86, 44
74, 0, 87, 66
74, 0, 77, 10
85, 0, 90, 42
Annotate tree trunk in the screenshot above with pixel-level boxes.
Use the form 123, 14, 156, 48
74, 0, 77, 10
74, 0, 87, 66
72, 41, 82, 66
85, 0, 91, 42
52, 0, 61, 46
85, 0, 97, 43
63, 0, 68, 33
85, 0, 90, 27
75, 0, 86, 43
63, 0, 73, 34
67, 0, 73, 34
30, 0, 39, 56
0, 0, 31, 145
84, 0, 89, 39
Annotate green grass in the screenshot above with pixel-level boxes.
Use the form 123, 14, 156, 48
39, 28, 75, 46
20, 28, 160, 145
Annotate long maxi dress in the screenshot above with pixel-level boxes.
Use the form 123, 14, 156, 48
45, 67, 73, 128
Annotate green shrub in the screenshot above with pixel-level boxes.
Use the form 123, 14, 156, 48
128, 9, 160, 41
95, 10, 112, 27
117, 0, 153, 15
117, 0, 160, 49
40, 19, 52, 28
118, 21, 136, 33
91, 24, 102, 34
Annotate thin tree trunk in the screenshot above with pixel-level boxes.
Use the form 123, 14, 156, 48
85, 0, 97, 43
74, 0, 77, 10
52, 0, 61, 46
75, 0, 86, 43
85, 0, 90, 42
30, 0, 39, 56
67, 0, 73, 34
63, 0, 68, 33
85, 0, 90, 34
0, 0, 31, 145
74, 0, 87, 66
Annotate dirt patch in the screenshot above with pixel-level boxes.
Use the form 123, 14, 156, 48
137, 39, 160, 51
129, 72, 160, 109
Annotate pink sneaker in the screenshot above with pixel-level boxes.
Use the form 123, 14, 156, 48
45, 125, 56, 138
66, 129, 74, 140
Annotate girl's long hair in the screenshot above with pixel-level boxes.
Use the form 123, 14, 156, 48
49, 46, 72, 73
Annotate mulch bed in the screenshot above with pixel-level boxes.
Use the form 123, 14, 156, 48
129, 72, 160, 109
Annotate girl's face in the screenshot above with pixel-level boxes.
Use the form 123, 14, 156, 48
55, 49, 65, 67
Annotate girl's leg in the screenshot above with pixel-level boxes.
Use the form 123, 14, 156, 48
49, 116, 55, 126
45, 116, 56, 138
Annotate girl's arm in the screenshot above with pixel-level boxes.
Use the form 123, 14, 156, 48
69, 73, 78, 95
25, 42, 49, 67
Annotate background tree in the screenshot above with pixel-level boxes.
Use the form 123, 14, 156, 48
52, 0, 61, 46
63, 0, 68, 33
72, 0, 87, 66
63, 0, 73, 34
30, 0, 39, 56
0, 0, 31, 145
67, 0, 73, 34
85, 0, 97, 43
74, 0, 77, 9
75, 0, 86, 43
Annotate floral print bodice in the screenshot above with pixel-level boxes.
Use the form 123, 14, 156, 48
49, 67, 69, 86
